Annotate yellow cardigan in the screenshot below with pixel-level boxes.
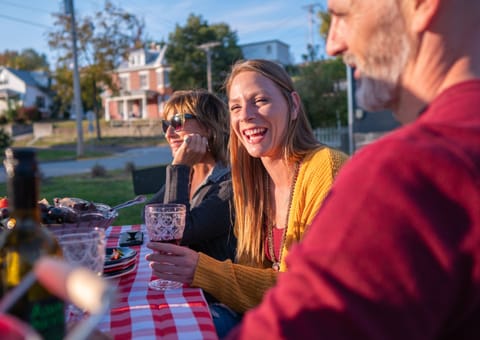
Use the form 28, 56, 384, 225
192, 146, 348, 313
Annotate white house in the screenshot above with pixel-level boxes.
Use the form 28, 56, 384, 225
0, 66, 53, 118
240, 40, 292, 66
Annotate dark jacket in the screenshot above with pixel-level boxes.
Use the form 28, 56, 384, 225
146, 162, 236, 262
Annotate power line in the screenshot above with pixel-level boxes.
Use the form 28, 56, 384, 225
0, 13, 51, 29
0, 0, 52, 14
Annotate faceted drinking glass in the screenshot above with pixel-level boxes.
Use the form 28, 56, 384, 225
55, 227, 106, 322
144, 203, 186, 290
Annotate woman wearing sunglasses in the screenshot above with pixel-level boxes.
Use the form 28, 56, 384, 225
145, 89, 236, 264
146, 60, 349, 337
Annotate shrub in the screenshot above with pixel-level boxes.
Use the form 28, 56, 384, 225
91, 163, 107, 177
0, 128, 12, 151
18, 106, 42, 122
4, 107, 18, 123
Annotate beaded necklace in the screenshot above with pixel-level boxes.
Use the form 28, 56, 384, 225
265, 161, 300, 271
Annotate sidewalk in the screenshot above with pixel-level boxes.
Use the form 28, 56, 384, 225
0, 146, 173, 183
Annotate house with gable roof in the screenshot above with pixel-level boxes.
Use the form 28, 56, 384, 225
0, 66, 53, 118
102, 44, 173, 121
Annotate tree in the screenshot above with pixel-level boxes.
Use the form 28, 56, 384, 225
0, 48, 49, 71
294, 58, 347, 128
318, 11, 331, 41
48, 0, 145, 138
166, 14, 243, 92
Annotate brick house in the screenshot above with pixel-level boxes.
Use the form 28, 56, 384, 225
103, 44, 173, 121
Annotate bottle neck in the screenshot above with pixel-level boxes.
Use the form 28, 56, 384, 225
7, 169, 41, 224
8, 176, 38, 211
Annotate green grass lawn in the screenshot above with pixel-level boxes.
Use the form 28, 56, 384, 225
1, 120, 163, 226
0, 170, 153, 226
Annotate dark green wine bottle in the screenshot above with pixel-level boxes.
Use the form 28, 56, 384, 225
0, 147, 65, 339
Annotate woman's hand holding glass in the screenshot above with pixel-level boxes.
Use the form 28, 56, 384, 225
145, 241, 199, 286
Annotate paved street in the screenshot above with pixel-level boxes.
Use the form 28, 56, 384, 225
0, 146, 173, 183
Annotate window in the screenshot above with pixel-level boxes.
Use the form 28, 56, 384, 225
35, 96, 45, 109
157, 69, 170, 88
163, 70, 170, 87
119, 75, 129, 91
140, 73, 148, 89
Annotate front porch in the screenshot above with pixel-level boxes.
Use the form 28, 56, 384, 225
105, 89, 165, 121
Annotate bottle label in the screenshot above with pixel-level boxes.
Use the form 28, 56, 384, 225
29, 297, 66, 339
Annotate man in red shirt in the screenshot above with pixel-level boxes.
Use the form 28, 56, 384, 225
228, 0, 480, 339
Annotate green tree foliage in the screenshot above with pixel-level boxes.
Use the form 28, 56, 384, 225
0, 49, 49, 71
0, 128, 12, 152
166, 14, 243, 92
294, 58, 347, 128
48, 0, 145, 125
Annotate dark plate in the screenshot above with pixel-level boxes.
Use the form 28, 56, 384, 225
104, 247, 137, 266
103, 262, 137, 279
104, 256, 136, 272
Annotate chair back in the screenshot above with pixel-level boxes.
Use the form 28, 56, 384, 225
132, 165, 167, 195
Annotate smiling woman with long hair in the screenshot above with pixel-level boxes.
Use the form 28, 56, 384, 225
146, 60, 348, 337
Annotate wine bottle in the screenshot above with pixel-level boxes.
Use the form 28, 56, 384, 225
0, 147, 65, 339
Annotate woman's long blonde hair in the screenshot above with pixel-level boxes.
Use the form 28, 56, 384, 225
224, 59, 320, 265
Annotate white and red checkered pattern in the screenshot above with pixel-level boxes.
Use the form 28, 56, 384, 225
97, 225, 218, 339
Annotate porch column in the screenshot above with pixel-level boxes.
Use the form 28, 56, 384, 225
105, 98, 110, 121
123, 100, 128, 121
142, 95, 147, 119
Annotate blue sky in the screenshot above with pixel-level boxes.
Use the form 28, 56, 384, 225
0, 0, 327, 67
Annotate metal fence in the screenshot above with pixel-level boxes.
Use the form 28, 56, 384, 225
313, 126, 349, 150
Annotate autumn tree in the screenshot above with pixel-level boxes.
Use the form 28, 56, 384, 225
0, 49, 49, 71
318, 11, 331, 41
166, 14, 243, 92
48, 0, 145, 138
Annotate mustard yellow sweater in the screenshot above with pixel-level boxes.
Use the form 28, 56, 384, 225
192, 147, 348, 313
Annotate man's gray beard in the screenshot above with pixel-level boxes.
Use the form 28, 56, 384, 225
355, 77, 397, 112
346, 15, 411, 112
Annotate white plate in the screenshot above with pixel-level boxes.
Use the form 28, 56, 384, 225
103, 263, 137, 279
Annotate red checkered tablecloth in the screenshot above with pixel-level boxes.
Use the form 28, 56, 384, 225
97, 225, 218, 339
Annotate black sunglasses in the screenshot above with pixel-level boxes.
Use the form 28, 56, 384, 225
161, 113, 196, 133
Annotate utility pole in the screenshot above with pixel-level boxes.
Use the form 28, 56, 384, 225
302, 3, 322, 61
65, 0, 84, 157
346, 65, 356, 155
198, 42, 220, 92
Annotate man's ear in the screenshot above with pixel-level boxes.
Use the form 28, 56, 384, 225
410, 0, 440, 32
291, 91, 301, 120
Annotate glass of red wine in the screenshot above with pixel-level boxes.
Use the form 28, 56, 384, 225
144, 203, 186, 290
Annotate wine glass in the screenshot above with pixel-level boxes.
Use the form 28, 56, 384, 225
144, 203, 186, 290
54, 227, 106, 322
